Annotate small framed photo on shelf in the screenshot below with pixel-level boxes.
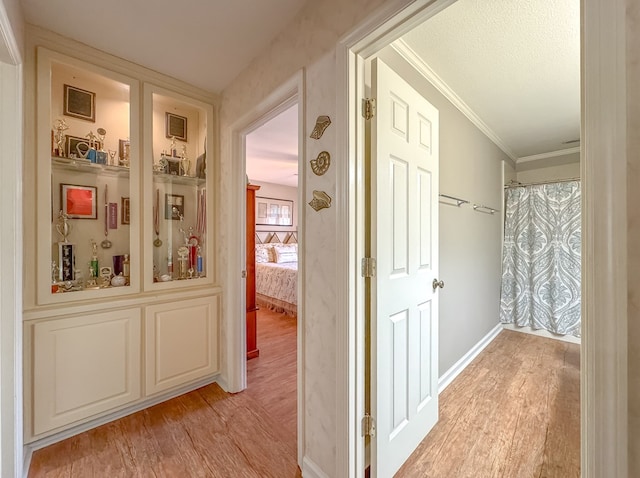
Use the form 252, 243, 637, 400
63, 84, 95, 122
165, 112, 187, 141
65, 135, 92, 159
60, 184, 97, 219
121, 197, 130, 225
118, 139, 130, 167
165, 193, 184, 220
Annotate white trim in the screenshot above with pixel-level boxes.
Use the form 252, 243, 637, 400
516, 146, 581, 164
581, 0, 628, 476
302, 456, 331, 478
391, 38, 517, 162
0, 1, 22, 65
502, 324, 581, 345
224, 70, 305, 467
0, 59, 23, 478
438, 323, 502, 393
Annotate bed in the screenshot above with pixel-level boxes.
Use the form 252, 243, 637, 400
254, 233, 298, 316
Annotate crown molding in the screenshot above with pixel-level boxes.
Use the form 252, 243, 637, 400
391, 38, 517, 162
517, 146, 581, 163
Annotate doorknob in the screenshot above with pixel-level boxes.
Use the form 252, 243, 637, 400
432, 279, 444, 291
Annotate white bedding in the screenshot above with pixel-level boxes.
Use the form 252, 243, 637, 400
256, 261, 297, 314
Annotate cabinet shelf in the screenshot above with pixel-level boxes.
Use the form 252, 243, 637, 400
52, 157, 131, 177
152, 171, 205, 187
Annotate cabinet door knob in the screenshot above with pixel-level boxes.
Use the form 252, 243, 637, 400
432, 279, 444, 291
241, 270, 247, 278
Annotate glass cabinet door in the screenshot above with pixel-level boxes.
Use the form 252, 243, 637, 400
36, 48, 140, 304
144, 86, 213, 287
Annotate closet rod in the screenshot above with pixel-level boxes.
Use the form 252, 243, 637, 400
504, 177, 580, 189
439, 193, 469, 207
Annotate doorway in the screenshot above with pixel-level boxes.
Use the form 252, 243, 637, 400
227, 70, 305, 467
338, 0, 627, 476
244, 103, 300, 444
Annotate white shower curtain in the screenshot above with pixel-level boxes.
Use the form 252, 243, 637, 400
499, 181, 581, 337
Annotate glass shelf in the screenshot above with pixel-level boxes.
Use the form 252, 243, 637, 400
52, 156, 131, 177
153, 171, 205, 186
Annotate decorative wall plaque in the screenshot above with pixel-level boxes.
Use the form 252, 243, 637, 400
310, 115, 331, 139
311, 151, 331, 176
309, 190, 332, 211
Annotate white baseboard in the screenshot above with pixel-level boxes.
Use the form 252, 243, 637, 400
438, 323, 502, 393
25, 374, 221, 453
501, 323, 581, 344
302, 456, 330, 478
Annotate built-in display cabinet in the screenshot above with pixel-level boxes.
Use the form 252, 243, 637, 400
23, 38, 220, 443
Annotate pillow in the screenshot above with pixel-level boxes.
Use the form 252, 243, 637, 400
273, 244, 297, 263
255, 244, 272, 263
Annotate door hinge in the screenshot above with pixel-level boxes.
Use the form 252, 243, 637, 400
362, 413, 376, 437
362, 98, 376, 120
361, 257, 377, 278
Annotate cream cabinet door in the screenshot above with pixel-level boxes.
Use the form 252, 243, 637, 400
33, 308, 141, 435
145, 295, 219, 395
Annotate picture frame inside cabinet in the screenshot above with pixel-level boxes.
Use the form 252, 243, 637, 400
63, 84, 95, 122
60, 184, 97, 219
165, 112, 187, 141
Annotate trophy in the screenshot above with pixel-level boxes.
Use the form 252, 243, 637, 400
53, 119, 69, 157
108, 149, 117, 166
96, 128, 107, 165
55, 211, 76, 282
180, 145, 190, 176
85, 131, 99, 163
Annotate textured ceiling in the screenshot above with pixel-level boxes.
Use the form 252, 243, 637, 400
20, 0, 307, 93
400, 0, 580, 159
246, 104, 299, 188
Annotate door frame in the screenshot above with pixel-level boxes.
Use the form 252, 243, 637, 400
0, 4, 23, 476
336, 0, 628, 476
226, 70, 306, 466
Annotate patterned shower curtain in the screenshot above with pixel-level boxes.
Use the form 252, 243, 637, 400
499, 181, 581, 337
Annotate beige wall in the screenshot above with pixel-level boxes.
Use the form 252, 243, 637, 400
378, 46, 509, 376
219, 0, 397, 473
627, 0, 639, 472
516, 161, 580, 184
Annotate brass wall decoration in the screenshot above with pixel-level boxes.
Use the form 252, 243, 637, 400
311, 151, 331, 176
309, 190, 332, 211
310, 115, 331, 139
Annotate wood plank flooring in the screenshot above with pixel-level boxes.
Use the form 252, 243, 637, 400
28, 308, 300, 478
395, 330, 580, 478
28, 320, 579, 478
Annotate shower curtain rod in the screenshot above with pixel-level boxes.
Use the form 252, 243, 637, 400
504, 177, 580, 189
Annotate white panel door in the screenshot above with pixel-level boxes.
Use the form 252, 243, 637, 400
370, 58, 440, 478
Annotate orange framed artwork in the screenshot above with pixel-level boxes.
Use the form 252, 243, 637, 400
61, 184, 97, 219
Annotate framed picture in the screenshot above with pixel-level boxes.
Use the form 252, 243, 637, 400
165, 193, 184, 220
63, 84, 95, 122
60, 184, 97, 219
165, 112, 187, 141
121, 197, 130, 225
64, 135, 92, 159
118, 139, 130, 166
256, 196, 294, 226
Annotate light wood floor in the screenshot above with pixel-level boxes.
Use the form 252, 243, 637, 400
28, 321, 579, 478
396, 329, 580, 478
28, 308, 300, 478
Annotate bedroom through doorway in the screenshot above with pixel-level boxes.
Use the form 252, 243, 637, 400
244, 102, 299, 448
